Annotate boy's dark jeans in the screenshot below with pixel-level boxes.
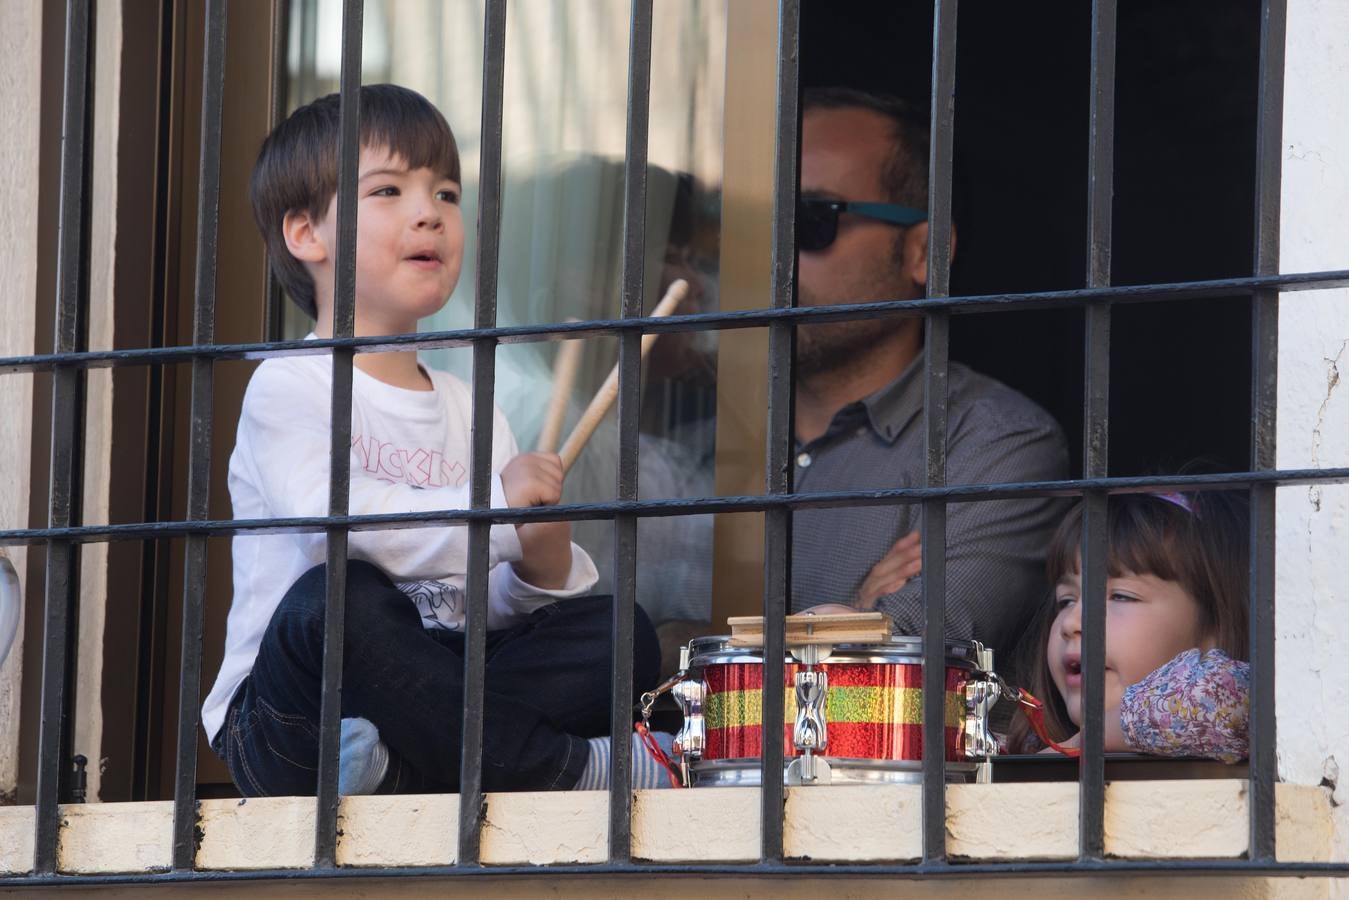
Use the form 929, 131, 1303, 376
213, 560, 660, 796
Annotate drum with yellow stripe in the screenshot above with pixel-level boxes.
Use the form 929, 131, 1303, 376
680, 635, 991, 786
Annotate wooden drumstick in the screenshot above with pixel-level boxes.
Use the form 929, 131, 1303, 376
536, 320, 583, 453
557, 278, 690, 474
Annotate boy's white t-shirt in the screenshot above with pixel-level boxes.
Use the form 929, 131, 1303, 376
201, 344, 598, 742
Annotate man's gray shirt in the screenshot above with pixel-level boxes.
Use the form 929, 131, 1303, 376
791, 354, 1069, 656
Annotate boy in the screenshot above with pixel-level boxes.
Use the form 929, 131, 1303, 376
202, 84, 663, 795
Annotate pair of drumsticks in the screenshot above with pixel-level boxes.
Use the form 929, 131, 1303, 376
536, 279, 689, 471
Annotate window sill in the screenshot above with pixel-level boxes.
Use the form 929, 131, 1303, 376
0, 779, 1330, 875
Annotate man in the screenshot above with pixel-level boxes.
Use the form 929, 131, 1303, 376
791, 87, 1068, 656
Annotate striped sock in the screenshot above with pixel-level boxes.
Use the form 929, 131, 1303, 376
573, 731, 677, 790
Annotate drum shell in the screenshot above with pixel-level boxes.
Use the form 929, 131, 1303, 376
700, 660, 968, 762
682, 636, 986, 785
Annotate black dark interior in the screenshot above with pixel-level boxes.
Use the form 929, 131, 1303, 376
801, 0, 1261, 477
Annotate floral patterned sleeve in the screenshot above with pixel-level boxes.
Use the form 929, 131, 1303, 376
1119, 648, 1249, 764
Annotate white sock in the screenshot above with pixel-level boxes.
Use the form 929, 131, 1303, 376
573, 731, 677, 790
339, 717, 389, 795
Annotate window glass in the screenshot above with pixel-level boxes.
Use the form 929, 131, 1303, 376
285, 0, 727, 626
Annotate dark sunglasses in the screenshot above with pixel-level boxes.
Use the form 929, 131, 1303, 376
797, 198, 928, 252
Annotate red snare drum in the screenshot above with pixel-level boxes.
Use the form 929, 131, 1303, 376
674, 635, 994, 786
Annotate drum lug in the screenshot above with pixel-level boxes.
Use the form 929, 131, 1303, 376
787, 753, 833, 786
792, 667, 829, 753
671, 677, 706, 786
791, 666, 830, 791
963, 675, 999, 760
973, 641, 994, 674
789, 642, 832, 666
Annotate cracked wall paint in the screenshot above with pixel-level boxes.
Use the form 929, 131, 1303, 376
1309, 340, 1347, 513
1278, 1, 1349, 892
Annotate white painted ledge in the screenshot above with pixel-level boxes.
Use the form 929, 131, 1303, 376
0, 806, 33, 876
0, 780, 1331, 876
337, 794, 458, 868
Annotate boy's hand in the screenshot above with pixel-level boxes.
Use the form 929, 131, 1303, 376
501, 452, 563, 508
856, 530, 922, 609
502, 452, 572, 590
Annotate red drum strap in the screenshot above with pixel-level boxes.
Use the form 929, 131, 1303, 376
634, 720, 685, 788
1013, 688, 1081, 757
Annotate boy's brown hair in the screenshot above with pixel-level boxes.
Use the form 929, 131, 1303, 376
250, 83, 460, 320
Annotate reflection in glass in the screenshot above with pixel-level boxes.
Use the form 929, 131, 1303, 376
285, 0, 728, 628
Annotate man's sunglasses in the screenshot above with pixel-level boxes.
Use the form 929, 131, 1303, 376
797, 198, 928, 252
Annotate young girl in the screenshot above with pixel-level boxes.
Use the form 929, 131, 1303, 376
1011, 491, 1250, 763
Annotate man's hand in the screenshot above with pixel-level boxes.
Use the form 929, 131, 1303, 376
501, 452, 563, 508
501, 452, 571, 589
805, 603, 860, 616
856, 530, 922, 610
803, 532, 922, 615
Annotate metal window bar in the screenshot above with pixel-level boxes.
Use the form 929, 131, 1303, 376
1077, 0, 1117, 862
8, 859, 1349, 886
920, 0, 958, 866
33, 0, 92, 877
609, 0, 654, 862
759, 0, 801, 863
170, 0, 227, 872
458, 0, 508, 868
7, 0, 1349, 885
8, 269, 1349, 380
263, 0, 291, 340
8, 468, 1349, 549
1249, 0, 1287, 865
313, 0, 365, 869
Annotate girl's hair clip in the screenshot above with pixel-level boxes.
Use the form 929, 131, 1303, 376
1151, 491, 1194, 514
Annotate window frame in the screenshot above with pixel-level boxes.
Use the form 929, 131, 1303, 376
4, 0, 1349, 883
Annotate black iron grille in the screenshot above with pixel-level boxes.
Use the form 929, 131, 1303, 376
2, 0, 1349, 884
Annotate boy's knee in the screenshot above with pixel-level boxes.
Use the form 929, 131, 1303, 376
275, 559, 401, 630
271, 564, 330, 632
541, 594, 660, 692
265, 560, 410, 673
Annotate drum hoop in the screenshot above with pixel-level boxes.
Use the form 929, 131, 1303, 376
690, 757, 980, 774
686, 635, 984, 670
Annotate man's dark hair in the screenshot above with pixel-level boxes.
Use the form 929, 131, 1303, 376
801, 87, 930, 210
250, 83, 461, 320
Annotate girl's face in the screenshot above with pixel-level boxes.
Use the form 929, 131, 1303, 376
1047, 566, 1215, 743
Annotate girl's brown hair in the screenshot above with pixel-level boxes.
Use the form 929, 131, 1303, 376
1008, 491, 1250, 751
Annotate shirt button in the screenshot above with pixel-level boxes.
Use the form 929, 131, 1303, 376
796, 452, 812, 468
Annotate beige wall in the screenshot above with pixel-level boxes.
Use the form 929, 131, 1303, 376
0, 0, 124, 806
1279, 1, 1349, 890
73, 0, 124, 805
0, 0, 43, 802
